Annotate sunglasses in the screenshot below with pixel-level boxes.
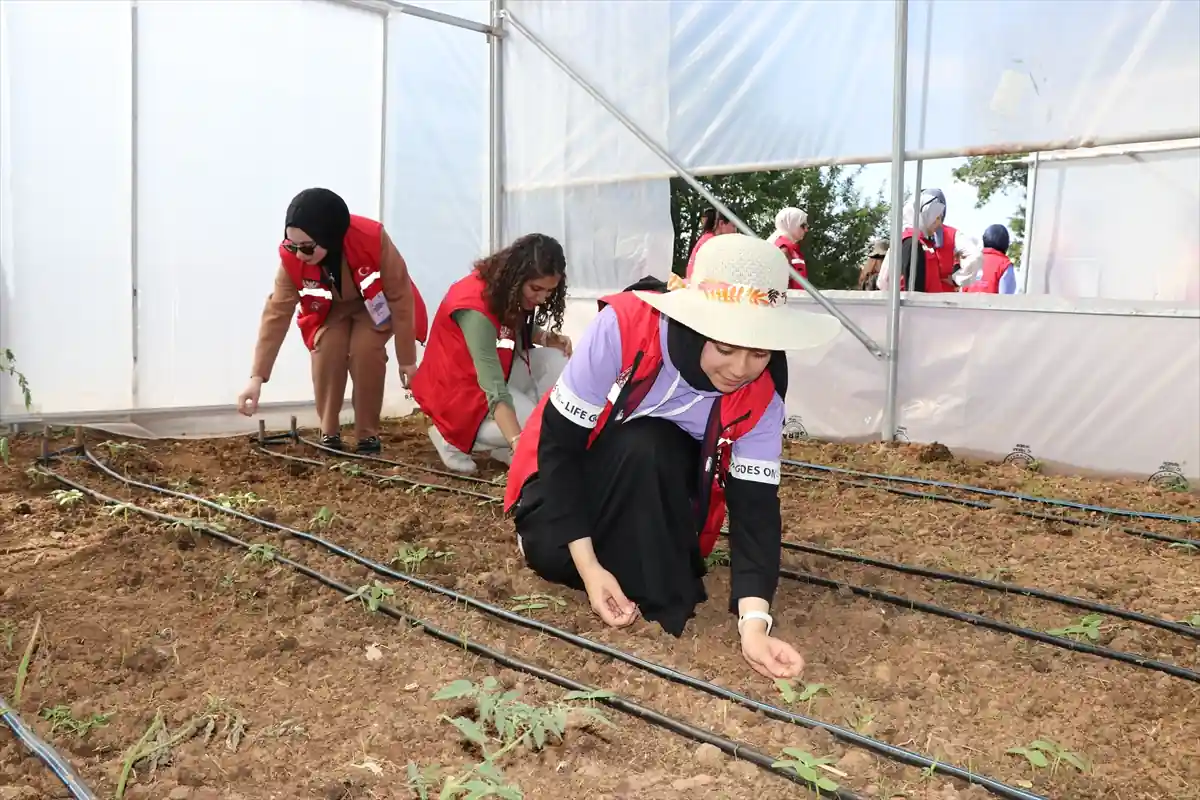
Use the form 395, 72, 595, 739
282, 239, 318, 256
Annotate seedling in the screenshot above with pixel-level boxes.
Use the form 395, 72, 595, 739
1181, 613, 1200, 628
771, 748, 840, 794
0, 620, 15, 652
170, 519, 227, 534
39, 705, 112, 737
345, 581, 395, 613
244, 543, 278, 565
213, 492, 263, 510
330, 461, 365, 478
0, 349, 31, 465
404, 763, 443, 800
97, 440, 147, 457
1006, 738, 1091, 775
310, 506, 338, 529
509, 594, 566, 613
1168, 542, 1199, 553
102, 502, 138, 520
25, 467, 47, 486
844, 703, 876, 735
391, 543, 453, 572
776, 679, 831, 713
50, 489, 85, 507
1046, 613, 1104, 641
704, 548, 730, 568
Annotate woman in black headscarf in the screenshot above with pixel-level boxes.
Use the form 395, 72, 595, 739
237, 188, 427, 453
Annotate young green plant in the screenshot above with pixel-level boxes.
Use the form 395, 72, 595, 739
771, 748, 840, 794
345, 581, 395, 613
391, 543, 454, 572
49, 489, 85, 507
39, 706, 112, 737
1046, 613, 1104, 641
1006, 738, 1091, 775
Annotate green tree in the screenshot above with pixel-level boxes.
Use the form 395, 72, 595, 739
669, 166, 890, 289
951, 155, 1030, 264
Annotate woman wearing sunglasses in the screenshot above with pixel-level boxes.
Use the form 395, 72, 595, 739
237, 188, 428, 454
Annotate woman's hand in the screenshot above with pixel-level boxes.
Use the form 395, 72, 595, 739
237, 378, 264, 417
398, 363, 417, 389
546, 332, 573, 357
580, 565, 639, 628
741, 628, 805, 680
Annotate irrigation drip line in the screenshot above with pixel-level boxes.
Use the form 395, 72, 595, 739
295, 433, 504, 489
778, 568, 1200, 684
783, 471, 1200, 550
39, 467, 852, 799
782, 459, 1200, 525
78, 450, 1046, 800
0, 696, 97, 800
254, 445, 502, 504
779, 541, 1200, 640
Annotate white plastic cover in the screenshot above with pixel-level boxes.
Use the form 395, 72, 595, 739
1024, 148, 1200, 303
0, 0, 134, 416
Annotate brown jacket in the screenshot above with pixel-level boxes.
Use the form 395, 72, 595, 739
251, 228, 416, 381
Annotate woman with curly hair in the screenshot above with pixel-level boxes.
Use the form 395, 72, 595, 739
411, 233, 571, 474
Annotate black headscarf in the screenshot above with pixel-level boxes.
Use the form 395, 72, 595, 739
285, 188, 352, 294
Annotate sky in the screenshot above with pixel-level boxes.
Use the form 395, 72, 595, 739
860, 157, 1025, 242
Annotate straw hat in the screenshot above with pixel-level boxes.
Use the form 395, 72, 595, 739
635, 234, 842, 352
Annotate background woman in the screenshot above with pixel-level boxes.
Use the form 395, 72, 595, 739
237, 188, 427, 454
685, 206, 736, 278
963, 224, 1017, 294
857, 238, 889, 290
411, 233, 571, 474
504, 235, 841, 680
769, 206, 809, 289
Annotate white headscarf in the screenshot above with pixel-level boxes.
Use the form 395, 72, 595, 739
902, 190, 946, 237
774, 207, 808, 241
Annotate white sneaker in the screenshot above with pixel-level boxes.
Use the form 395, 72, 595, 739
427, 426, 478, 474
489, 447, 513, 466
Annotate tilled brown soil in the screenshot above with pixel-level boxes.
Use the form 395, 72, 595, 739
1, 420, 1197, 800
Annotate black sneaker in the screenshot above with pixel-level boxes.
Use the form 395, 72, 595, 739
356, 436, 382, 454
321, 433, 343, 451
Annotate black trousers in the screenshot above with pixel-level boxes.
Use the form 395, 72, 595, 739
515, 417, 707, 636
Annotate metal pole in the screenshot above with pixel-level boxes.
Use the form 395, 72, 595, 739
130, 1, 140, 410
488, 0, 505, 252
502, 10, 885, 360
378, 13, 389, 221
1019, 151, 1040, 294
882, 0, 910, 441
905, 160, 923, 291
905, 0, 934, 293
326, 0, 501, 36
502, 127, 1200, 192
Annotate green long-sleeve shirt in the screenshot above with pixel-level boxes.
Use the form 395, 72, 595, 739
452, 309, 538, 415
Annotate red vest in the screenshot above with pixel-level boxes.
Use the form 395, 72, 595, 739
685, 232, 716, 279
771, 233, 808, 290
410, 272, 530, 454
503, 291, 777, 557
897, 228, 941, 293
279, 215, 429, 350
963, 248, 1012, 294
931, 224, 958, 293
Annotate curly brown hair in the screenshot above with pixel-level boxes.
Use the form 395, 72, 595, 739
474, 233, 568, 331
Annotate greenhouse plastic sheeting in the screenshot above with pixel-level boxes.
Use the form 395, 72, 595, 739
1024, 148, 1200, 303
0, 0, 134, 415
503, 0, 1200, 186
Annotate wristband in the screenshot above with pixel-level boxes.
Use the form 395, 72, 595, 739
737, 610, 773, 637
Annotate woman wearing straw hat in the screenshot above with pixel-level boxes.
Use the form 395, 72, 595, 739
504, 234, 842, 679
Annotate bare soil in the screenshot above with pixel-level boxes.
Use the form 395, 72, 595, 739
1, 421, 1197, 800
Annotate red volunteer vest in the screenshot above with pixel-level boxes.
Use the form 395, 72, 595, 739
896, 228, 941, 293
931, 224, 958, 293
685, 232, 716, 279
410, 272, 531, 454
963, 248, 1012, 294
279, 215, 429, 350
503, 291, 777, 557
771, 233, 808, 290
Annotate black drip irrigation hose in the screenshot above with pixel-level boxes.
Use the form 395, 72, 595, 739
778, 568, 1200, 684
253, 446, 502, 504
41, 466, 854, 800
783, 471, 1200, 550
78, 450, 1046, 800
0, 697, 97, 800
782, 458, 1200, 525
274, 445, 1197, 679
296, 434, 504, 489
780, 541, 1200, 640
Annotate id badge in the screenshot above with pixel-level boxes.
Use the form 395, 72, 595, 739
365, 293, 391, 328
